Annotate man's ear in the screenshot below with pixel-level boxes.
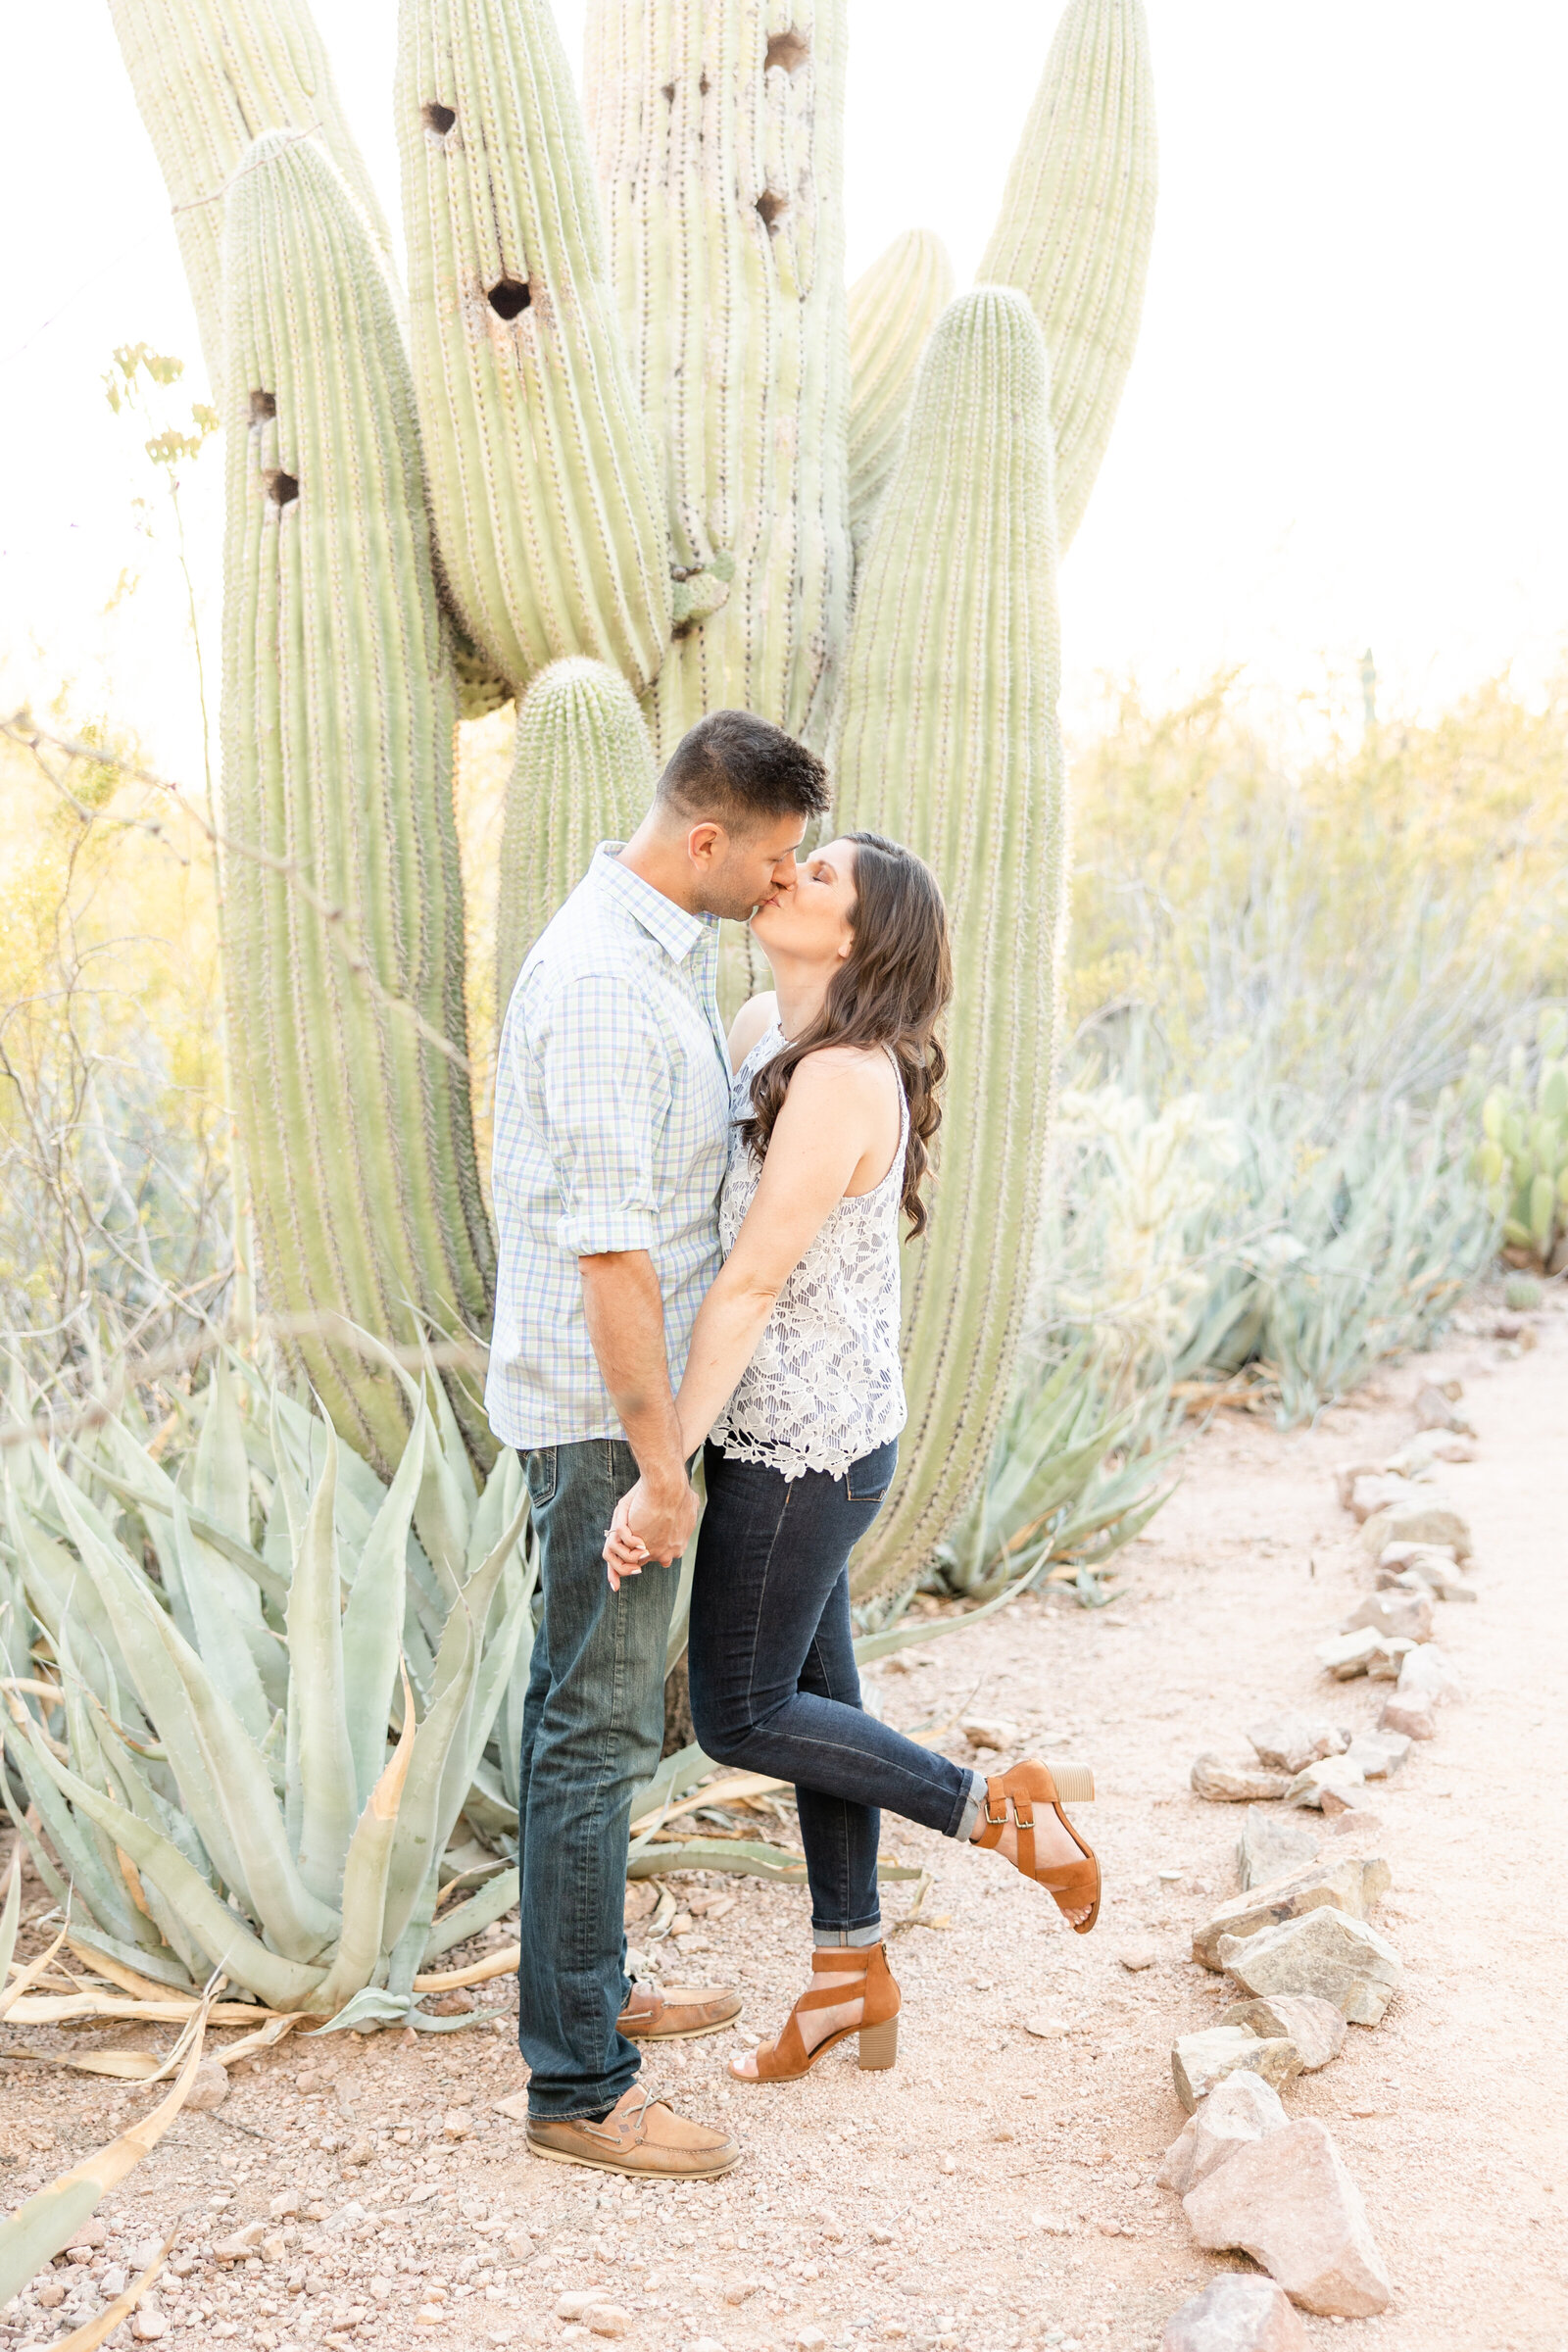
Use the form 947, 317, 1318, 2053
686, 820, 726, 869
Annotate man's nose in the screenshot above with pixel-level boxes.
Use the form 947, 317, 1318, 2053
774, 858, 800, 888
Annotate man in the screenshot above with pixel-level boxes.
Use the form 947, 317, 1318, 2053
487, 707, 832, 2178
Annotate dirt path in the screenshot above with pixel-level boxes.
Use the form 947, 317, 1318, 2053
2, 1303, 1564, 2352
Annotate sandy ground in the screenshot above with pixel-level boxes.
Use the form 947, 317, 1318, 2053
2, 1298, 1565, 2352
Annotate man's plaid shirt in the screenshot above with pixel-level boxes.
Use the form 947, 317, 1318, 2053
484, 844, 731, 1451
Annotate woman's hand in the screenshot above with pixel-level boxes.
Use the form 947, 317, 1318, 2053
603, 1485, 653, 1591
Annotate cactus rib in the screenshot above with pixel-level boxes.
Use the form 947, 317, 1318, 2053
833, 287, 1068, 1599
847, 229, 955, 561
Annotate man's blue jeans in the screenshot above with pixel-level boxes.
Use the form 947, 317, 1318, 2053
515, 1438, 677, 2121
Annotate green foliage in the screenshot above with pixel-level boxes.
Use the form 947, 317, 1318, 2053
1470, 1010, 1568, 1269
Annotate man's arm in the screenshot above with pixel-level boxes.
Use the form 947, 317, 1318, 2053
578, 1250, 698, 1564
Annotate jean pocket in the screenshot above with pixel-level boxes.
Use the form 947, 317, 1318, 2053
846, 1437, 899, 1502
525, 1446, 558, 1509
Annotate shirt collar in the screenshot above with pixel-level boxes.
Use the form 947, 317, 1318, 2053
592, 842, 714, 964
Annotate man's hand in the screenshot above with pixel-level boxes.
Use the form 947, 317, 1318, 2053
602, 1476, 695, 1591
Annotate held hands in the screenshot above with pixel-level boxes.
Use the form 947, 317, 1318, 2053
603, 1472, 698, 1591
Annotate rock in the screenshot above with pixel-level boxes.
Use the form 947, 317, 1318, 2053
261, 2232, 287, 2262
1218, 1907, 1403, 2025
183, 2059, 231, 2112
1023, 2014, 1071, 2037
1182, 2118, 1393, 2315
269, 2192, 301, 2220
588, 2309, 630, 2338
1347, 1471, 1423, 1524
1378, 1694, 1436, 1740
99, 2268, 128, 2298
1118, 1940, 1156, 1972
1192, 1753, 1293, 1803
1171, 2027, 1300, 2112
960, 1715, 1019, 1751
1220, 1996, 1347, 2071
1157, 2069, 1290, 2192
66, 2222, 107, 2252
1397, 1642, 1464, 1704
1383, 1430, 1477, 1477
1159, 2272, 1307, 2351
369, 2276, 394, 2299
1345, 1730, 1411, 1780
1315, 1627, 1412, 1681
344, 2137, 374, 2165
1361, 1499, 1472, 1561
1331, 1460, 1381, 1511
1324, 1808, 1383, 1838
131, 2309, 168, 2343
1192, 1854, 1391, 1969
556, 2293, 612, 2321
35, 2281, 67, 2309
441, 2110, 472, 2140
795, 2331, 829, 2352
1341, 1591, 1435, 1643
1237, 1811, 1320, 1891
1283, 1757, 1366, 1812
1246, 1715, 1349, 1775
214, 2222, 270, 2262
1412, 1383, 1473, 1435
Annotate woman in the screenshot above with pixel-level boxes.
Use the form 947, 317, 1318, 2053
605, 832, 1098, 2083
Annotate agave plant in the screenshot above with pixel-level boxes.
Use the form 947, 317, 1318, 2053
0, 1361, 535, 2029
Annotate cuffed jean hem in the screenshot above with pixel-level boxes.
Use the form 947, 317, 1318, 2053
954, 1767, 986, 1844
812, 1920, 885, 1948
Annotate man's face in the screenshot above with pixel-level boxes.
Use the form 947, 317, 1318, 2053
687, 813, 808, 923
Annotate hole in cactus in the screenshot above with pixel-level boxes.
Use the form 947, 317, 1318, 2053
755, 189, 789, 233
487, 278, 531, 320
266, 470, 299, 507
249, 389, 275, 423
421, 101, 457, 136
699, 73, 710, 94
764, 28, 810, 74
661, 81, 675, 102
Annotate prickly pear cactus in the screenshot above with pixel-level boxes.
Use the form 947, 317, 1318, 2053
114, 0, 1158, 1594
1474, 1010, 1568, 1268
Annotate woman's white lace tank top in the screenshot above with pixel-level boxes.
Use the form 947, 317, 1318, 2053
710, 1020, 909, 1481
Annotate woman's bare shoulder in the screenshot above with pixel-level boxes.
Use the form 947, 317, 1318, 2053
726, 991, 778, 1072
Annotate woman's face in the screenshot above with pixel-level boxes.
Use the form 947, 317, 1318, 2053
749, 836, 858, 970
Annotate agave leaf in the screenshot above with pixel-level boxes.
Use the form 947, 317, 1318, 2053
190, 1356, 251, 1544
0, 1913, 72, 2024
47, 1463, 339, 1960
1, 1696, 148, 1946
171, 1495, 272, 1747
3, 1470, 126, 1709
0, 1843, 19, 1985
0, 1751, 72, 1914
420, 1865, 519, 1964
310, 1983, 408, 2035
284, 1419, 359, 1902
309, 1665, 418, 2015
0, 1994, 211, 2309
20, 1734, 327, 2009
378, 1611, 477, 1958
90, 1431, 287, 1612
341, 1417, 423, 1812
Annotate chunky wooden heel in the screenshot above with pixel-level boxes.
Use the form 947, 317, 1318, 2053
857, 2015, 898, 2070
732, 1942, 902, 2083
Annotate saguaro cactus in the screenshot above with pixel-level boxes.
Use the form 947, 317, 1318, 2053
495, 659, 658, 1019
846, 229, 956, 559
584, 0, 853, 753
833, 288, 1067, 1596
979, 0, 1156, 551
397, 0, 674, 697
221, 129, 493, 1470
109, 0, 397, 405
113, 0, 1156, 1595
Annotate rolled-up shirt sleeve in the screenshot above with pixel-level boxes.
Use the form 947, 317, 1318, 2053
529, 973, 672, 1257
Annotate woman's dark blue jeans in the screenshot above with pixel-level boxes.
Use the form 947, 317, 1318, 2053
687, 1436, 975, 1941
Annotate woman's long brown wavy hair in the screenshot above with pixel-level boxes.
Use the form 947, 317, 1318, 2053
737, 831, 953, 1236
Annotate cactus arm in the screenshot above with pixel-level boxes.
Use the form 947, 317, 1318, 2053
977, 0, 1156, 552
584, 0, 852, 752
396, 0, 673, 696
832, 288, 1067, 1601
221, 130, 495, 1472
846, 229, 955, 562
494, 659, 658, 1019
107, 0, 398, 402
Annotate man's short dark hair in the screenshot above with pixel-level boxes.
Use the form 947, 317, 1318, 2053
657, 709, 831, 830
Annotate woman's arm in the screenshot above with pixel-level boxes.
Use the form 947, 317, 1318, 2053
725, 990, 777, 1074
670, 1049, 884, 1453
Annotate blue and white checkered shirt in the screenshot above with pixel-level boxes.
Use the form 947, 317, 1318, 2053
484, 844, 731, 1451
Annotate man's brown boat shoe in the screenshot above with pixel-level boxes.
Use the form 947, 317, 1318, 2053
526, 2083, 741, 2178
616, 1980, 742, 2040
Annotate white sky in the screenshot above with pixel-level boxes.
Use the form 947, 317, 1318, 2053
4, 1, 1568, 784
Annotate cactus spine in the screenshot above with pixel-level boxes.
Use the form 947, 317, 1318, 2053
221, 130, 493, 1471
833, 288, 1067, 1598
495, 660, 658, 1020
846, 229, 956, 561
397, 0, 674, 697
584, 0, 853, 754
978, 0, 1156, 551
108, 0, 397, 404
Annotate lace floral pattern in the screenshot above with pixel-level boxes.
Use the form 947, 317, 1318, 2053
711, 1022, 908, 1481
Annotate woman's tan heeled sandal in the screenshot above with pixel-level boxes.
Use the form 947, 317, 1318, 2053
732, 1942, 901, 2082
975, 1758, 1102, 1934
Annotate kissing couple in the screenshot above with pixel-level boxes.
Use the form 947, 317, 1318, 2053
485, 709, 1098, 2180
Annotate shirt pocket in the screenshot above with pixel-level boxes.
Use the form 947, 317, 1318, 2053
846, 1437, 899, 1502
